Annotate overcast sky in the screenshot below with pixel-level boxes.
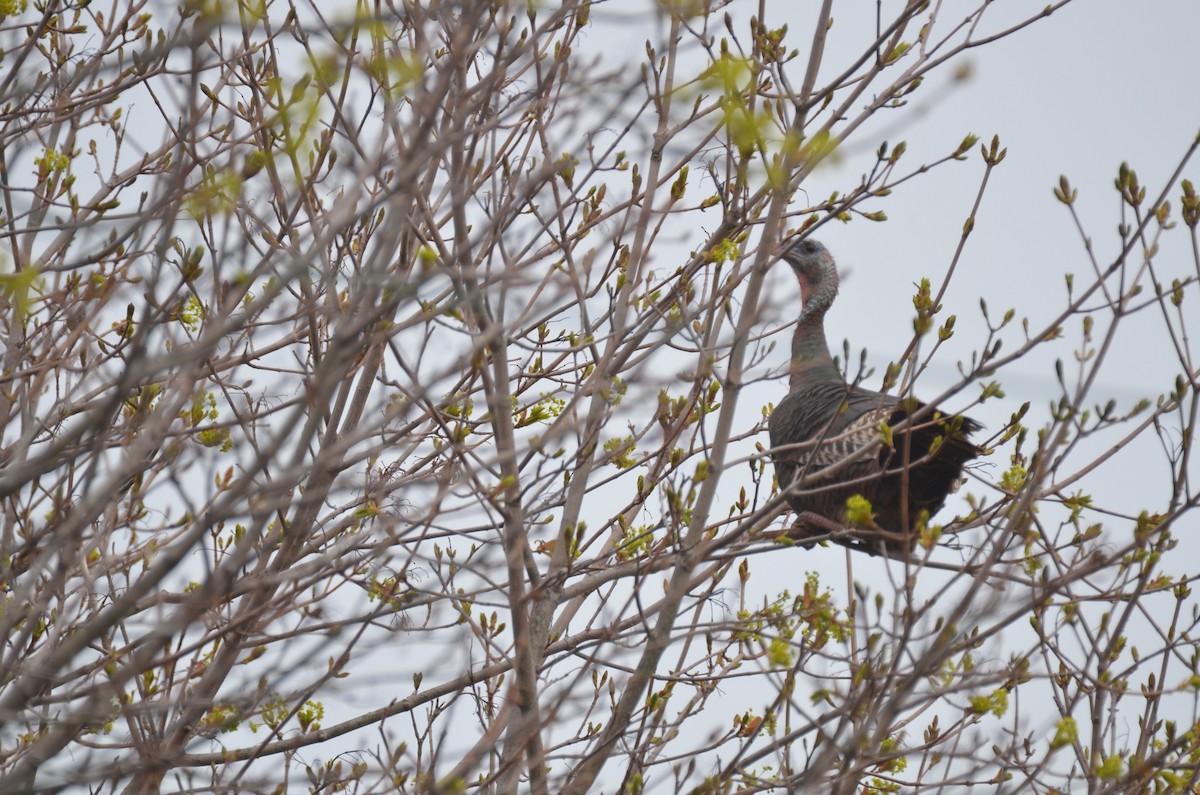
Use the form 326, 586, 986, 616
585, 0, 1200, 514
786, 0, 1200, 400
575, 3, 1200, 783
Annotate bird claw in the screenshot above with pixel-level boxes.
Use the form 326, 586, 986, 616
786, 512, 914, 557
783, 513, 841, 549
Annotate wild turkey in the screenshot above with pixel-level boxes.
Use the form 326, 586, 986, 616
768, 239, 982, 556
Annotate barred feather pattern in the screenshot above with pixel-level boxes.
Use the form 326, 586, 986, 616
769, 383, 982, 554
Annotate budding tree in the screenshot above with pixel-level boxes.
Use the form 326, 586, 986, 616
1, 0, 1198, 793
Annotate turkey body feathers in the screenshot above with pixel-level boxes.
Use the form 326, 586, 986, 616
769, 384, 981, 551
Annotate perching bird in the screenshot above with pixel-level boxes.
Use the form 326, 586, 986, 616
768, 239, 982, 556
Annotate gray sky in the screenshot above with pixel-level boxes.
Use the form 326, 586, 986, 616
805, 2, 1200, 523
577, 2, 1200, 786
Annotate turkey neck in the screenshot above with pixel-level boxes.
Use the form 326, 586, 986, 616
788, 279, 842, 392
